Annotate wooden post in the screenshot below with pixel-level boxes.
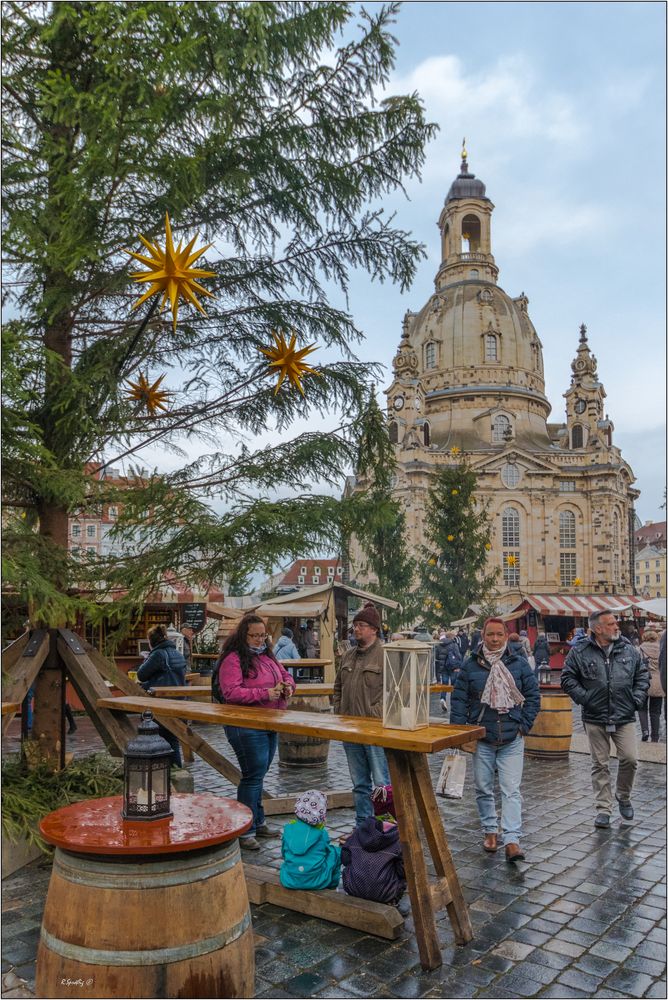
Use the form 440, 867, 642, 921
31, 631, 65, 770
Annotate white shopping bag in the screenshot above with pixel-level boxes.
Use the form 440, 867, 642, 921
435, 750, 467, 799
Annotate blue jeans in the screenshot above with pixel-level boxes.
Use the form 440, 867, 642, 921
225, 726, 277, 836
344, 743, 391, 825
473, 735, 525, 845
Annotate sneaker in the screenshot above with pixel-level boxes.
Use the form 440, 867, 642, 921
616, 797, 634, 820
255, 823, 280, 839
440, 698, 448, 714
594, 813, 611, 828
641, 732, 649, 742
240, 836, 261, 851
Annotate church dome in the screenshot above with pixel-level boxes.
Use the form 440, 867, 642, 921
445, 160, 489, 204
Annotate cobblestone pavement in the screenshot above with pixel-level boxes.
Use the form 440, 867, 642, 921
2, 698, 666, 999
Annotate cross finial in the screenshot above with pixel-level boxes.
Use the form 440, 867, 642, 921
461, 137, 468, 169
579, 323, 587, 342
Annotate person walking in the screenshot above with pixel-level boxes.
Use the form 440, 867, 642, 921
638, 629, 663, 742
215, 614, 296, 850
532, 632, 551, 672
518, 630, 532, 661
450, 617, 540, 862
274, 627, 301, 661
457, 629, 470, 658
333, 602, 391, 826
137, 624, 188, 766
180, 625, 195, 670
561, 610, 650, 828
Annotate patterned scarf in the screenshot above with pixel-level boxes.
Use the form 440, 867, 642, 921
480, 642, 525, 714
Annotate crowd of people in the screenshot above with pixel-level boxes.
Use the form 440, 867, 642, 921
132, 606, 663, 897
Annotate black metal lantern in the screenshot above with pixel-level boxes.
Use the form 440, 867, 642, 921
122, 710, 173, 821
538, 660, 551, 685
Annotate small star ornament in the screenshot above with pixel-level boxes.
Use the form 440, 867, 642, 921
126, 213, 215, 331
125, 372, 172, 415
506, 554, 517, 566
447, 534, 455, 542
259, 330, 319, 395
450, 446, 461, 456
573, 577, 583, 586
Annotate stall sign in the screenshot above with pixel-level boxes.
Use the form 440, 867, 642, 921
527, 611, 537, 627
182, 603, 206, 633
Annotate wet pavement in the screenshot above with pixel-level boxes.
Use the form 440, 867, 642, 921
2, 698, 666, 999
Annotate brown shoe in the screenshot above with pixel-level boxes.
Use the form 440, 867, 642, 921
483, 833, 497, 853
505, 843, 525, 862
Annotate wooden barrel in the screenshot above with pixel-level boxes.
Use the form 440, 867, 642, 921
278, 692, 331, 767
36, 839, 254, 999
525, 688, 573, 759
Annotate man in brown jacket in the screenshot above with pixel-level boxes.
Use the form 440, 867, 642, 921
333, 603, 390, 825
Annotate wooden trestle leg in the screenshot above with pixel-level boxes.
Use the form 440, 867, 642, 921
386, 749, 473, 972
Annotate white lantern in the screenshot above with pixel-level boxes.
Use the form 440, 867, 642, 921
383, 639, 431, 730
166, 623, 184, 654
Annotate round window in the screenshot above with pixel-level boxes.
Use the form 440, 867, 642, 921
501, 463, 521, 488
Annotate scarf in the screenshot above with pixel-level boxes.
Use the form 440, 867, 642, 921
480, 642, 525, 714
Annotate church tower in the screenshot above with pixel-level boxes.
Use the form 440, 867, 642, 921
350, 148, 639, 608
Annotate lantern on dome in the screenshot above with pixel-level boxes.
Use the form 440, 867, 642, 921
383, 639, 431, 730
122, 711, 172, 821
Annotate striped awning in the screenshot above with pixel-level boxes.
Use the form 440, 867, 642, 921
512, 594, 643, 617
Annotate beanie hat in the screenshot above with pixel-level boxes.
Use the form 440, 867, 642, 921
353, 602, 381, 631
294, 789, 327, 826
282, 627, 293, 639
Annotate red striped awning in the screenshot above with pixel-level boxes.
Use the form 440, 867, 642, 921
514, 594, 643, 617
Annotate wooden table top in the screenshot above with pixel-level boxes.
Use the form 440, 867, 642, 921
98, 696, 484, 753
39, 794, 252, 855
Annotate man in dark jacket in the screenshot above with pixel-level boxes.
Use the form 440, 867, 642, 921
562, 610, 650, 829
532, 633, 551, 672
451, 618, 540, 862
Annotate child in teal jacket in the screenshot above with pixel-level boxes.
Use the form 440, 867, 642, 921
280, 790, 341, 890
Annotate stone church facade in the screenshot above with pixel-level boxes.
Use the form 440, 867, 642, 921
348, 150, 638, 611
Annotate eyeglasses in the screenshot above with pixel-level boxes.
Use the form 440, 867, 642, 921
247, 631, 268, 640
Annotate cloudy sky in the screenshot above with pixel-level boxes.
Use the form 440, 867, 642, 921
339, 0, 666, 524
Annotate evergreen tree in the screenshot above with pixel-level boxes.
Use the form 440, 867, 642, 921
1, 1, 435, 628
346, 394, 416, 630
419, 458, 498, 628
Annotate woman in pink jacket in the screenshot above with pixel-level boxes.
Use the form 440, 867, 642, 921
215, 615, 295, 850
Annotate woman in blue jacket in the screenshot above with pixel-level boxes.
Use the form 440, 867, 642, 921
137, 624, 187, 766
450, 617, 540, 863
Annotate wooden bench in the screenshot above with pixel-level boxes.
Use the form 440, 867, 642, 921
98, 694, 483, 971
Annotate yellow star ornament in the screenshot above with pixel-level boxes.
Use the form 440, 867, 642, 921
573, 577, 583, 586
126, 213, 215, 331
450, 446, 461, 456
506, 554, 517, 566
447, 534, 455, 542
259, 331, 319, 396
125, 372, 172, 415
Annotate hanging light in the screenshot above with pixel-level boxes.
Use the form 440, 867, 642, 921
122, 711, 173, 821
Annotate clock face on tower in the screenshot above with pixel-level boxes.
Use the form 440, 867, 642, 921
574, 399, 586, 414
393, 395, 405, 411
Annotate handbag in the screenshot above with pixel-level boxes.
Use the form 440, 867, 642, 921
371, 784, 396, 820
435, 750, 467, 799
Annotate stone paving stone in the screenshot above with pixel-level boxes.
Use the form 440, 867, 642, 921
558, 966, 607, 990
625, 954, 667, 978
604, 968, 657, 996
589, 940, 634, 962
554, 927, 597, 948
542, 937, 586, 958
644, 980, 668, 998
281, 971, 330, 996
313, 989, 358, 998
489, 971, 545, 996
525, 947, 572, 971
636, 939, 668, 961
539, 986, 588, 998
491, 939, 534, 961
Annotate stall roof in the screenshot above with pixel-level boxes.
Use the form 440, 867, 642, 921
609, 597, 667, 619
205, 603, 245, 621
509, 594, 643, 617
253, 601, 327, 618
254, 581, 400, 611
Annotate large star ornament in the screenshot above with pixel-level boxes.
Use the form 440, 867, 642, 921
259, 331, 319, 396
125, 213, 215, 331
125, 372, 172, 415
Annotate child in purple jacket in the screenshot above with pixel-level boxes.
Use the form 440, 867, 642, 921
341, 816, 406, 905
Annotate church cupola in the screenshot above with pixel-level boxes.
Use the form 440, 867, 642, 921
564, 323, 610, 450
435, 140, 498, 291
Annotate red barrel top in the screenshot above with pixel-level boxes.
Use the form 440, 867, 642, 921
39, 793, 253, 855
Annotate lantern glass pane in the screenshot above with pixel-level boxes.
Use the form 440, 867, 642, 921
150, 764, 169, 812
127, 765, 150, 813
383, 644, 431, 730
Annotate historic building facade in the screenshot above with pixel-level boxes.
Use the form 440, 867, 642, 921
348, 150, 639, 610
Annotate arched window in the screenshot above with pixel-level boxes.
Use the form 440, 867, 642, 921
423, 422, 430, 447
502, 508, 520, 586
485, 334, 498, 361
612, 511, 620, 585
443, 222, 450, 258
461, 214, 481, 252
559, 510, 577, 585
571, 424, 584, 448
389, 421, 398, 444
425, 342, 437, 369
469, 269, 479, 279
492, 414, 511, 443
